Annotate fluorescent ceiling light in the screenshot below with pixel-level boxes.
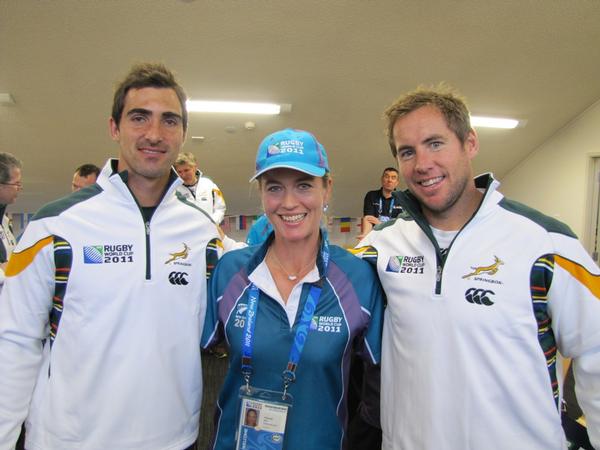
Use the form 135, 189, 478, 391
471, 115, 519, 129
186, 100, 285, 115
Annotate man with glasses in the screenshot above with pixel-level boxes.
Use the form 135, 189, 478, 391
0, 152, 22, 292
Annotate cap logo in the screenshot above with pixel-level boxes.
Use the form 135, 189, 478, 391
252, 129, 329, 180
267, 139, 305, 158
267, 144, 281, 155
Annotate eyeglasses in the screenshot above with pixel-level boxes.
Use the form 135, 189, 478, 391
1, 181, 23, 189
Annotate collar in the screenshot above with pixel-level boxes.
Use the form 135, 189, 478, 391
100, 158, 182, 205
183, 169, 203, 188
396, 173, 499, 216
248, 258, 319, 305
245, 228, 330, 279
379, 187, 394, 199
393, 173, 501, 241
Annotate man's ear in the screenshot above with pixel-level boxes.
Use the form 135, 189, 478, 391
109, 117, 120, 142
464, 129, 479, 160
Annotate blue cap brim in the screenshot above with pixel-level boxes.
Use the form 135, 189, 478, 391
249, 162, 327, 182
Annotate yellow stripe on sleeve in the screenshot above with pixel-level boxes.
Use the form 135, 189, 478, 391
5, 236, 54, 277
555, 254, 600, 299
348, 246, 369, 256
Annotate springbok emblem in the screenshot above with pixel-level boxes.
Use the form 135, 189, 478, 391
462, 255, 504, 279
165, 243, 190, 264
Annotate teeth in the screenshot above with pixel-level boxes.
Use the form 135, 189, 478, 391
140, 148, 163, 154
281, 214, 305, 223
420, 176, 443, 187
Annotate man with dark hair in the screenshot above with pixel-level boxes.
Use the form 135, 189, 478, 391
355, 85, 600, 449
0, 152, 22, 292
0, 63, 231, 450
111, 62, 188, 133
361, 167, 401, 236
71, 163, 100, 192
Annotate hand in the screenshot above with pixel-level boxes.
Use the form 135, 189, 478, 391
357, 216, 378, 242
363, 215, 381, 226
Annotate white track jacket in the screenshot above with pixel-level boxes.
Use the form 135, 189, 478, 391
0, 159, 223, 450
356, 174, 600, 450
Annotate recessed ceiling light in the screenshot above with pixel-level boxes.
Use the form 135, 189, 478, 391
0, 93, 15, 105
471, 116, 520, 129
186, 100, 289, 115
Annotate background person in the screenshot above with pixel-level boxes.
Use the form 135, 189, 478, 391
355, 85, 600, 449
0, 152, 22, 292
174, 152, 226, 224
71, 163, 100, 192
360, 167, 401, 237
245, 213, 273, 246
202, 128, 383, 450
0, 63, 225, 450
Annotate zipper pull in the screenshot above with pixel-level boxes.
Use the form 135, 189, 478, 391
436, 265, 442, 283
145, 221, 150, 235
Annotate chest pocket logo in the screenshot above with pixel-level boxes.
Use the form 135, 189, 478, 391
165, 243, 190, 264
168, 271, 189, 285
465, 288, 495, 306
462, 256, 503, 279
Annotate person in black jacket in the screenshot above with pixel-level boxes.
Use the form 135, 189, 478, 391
361, 167, 401, 237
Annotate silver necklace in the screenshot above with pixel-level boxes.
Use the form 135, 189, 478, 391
268, 248, 316, 281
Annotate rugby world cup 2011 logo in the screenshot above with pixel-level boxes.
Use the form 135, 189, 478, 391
386, 256, 403, 272
386, 255, 425, 274
267, 144, 281, 156
83, 244, 134, 264
83, 245, 104, 264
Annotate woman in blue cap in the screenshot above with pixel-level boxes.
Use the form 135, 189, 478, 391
202, 129, 383, 450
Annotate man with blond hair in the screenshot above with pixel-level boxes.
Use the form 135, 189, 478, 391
355, 85, 600, 449
175, 151, 226, 224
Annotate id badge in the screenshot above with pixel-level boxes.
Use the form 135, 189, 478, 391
236, 386, 293, 450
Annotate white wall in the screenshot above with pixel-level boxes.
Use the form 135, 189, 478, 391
500, 99, 600, 247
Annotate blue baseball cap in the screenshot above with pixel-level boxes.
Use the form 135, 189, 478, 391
250, 128, 330, 181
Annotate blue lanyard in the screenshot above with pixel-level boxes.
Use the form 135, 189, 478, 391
241, 240, 329, 396
378, 196, 394, 216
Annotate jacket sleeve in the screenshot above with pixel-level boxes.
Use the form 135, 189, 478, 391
359, 266, 384, 365
547, 233, 600, 448
0, 224, 55, 449
211, 182, 226, 225
201, 251, 225, 350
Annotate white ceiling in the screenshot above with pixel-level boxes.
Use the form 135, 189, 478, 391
1, 0, 600, 216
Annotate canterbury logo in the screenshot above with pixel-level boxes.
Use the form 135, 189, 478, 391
465, 288, 495, 306
168, 271, 189, 285
165, 243, 190, 264
462, 255, 503, 278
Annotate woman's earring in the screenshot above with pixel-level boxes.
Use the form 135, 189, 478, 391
323, 204, 329, 213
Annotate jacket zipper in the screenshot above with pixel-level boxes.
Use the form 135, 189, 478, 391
399, 180, 493, 296
145, 220, 151, 280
